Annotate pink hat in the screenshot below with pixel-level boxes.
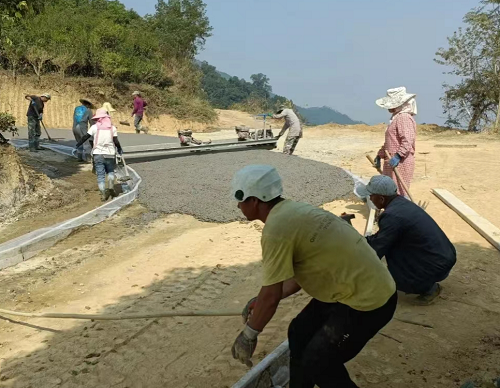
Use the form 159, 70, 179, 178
92, 108, 110, 120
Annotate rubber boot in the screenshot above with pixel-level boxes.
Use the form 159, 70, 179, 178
101, 189, 111, 202
415, 283, 442, 305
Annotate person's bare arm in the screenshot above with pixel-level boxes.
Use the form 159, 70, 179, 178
247, 283, 283, 332
282, 278, 301, 299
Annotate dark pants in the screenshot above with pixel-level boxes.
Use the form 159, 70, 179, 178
134, 115, 143, 133
28, 116, 41, 150
288, 292, 397, 388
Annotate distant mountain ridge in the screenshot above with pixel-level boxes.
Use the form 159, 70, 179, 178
196, 60, 364, 125
297, 106, 364, 126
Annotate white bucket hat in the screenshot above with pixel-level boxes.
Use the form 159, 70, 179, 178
376, 87, 416, 110
231, 165, 283, 202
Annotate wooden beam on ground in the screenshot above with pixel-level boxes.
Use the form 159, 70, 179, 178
432, 189, 500, 251
364, 207, 376, 237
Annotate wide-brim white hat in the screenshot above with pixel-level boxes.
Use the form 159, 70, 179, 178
376, 87, 416, 110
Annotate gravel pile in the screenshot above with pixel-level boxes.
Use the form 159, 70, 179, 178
132, 150, 354, 223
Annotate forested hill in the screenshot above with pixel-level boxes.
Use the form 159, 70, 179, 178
296, 106, 364, 126
199, 62, 363, 126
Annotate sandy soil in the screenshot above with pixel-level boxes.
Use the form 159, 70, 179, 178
0, 125, 500, 387
0, 148, 101, 244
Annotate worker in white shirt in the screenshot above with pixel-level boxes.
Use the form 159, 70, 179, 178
74, 108, 123, 201
273, 105, 303, 155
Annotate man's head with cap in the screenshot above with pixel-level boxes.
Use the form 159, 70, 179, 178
40, 93, 51, 102
356, 175, 398, 209
231, 165, 283, 222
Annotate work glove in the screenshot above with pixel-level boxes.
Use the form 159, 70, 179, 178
241, 296, 257, 324
374, 155, 381, 169
71, 148, 77, 156
118, 148, 123, 155
38, 114, 43, 121
275, 135, 281, 140
389, 154, 402, 168
231, 324, 260, 367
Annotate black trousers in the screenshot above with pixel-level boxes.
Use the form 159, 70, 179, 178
288, 292, 397, 388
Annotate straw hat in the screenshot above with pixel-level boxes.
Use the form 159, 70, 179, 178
376, 87, 416, 110
79, 98, 95, 108
101, 102, 116, 113
132, 91, 141, 96
92, 108, 110, 120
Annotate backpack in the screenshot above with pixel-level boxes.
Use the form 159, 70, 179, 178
74, 106, 87, 124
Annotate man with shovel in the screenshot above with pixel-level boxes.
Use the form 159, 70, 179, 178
25, 93, 51, 152
231, 165, 397, 387
131, 91, 148, 134
358, 175, 456, 305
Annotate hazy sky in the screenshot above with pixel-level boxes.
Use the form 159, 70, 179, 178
121, 0, 478, 124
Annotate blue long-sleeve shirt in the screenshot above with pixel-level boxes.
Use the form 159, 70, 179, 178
366, 196, 456, 294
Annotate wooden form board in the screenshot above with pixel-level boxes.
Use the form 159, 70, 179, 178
432, 189, 500, 251
364, 207, 376, 237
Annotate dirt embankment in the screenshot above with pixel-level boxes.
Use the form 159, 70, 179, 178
0, 146, 101, 244
0, 74, 263, 135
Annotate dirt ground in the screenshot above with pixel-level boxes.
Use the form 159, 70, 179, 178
0, 148, 101, 244
1, 125, 500, 388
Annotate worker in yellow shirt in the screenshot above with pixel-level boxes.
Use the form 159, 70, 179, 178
230, 165, 397, 387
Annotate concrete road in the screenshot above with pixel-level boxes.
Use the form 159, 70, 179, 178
11, 127, 178, 148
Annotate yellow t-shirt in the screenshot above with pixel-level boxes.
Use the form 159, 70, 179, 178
261, 200, 396, 311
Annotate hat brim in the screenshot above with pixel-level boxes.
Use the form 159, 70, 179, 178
80, 99, 95, 108
376, 93, 416, 110
355, 183, 371, 198
92, 113, 110, 120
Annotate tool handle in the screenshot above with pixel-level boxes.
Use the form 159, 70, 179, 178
366, 155, 383, 174
384, 150, 415, 203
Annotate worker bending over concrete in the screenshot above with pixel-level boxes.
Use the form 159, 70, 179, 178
273, 106, 302, 155
25, 93, 51, 152
358, 175, 456, 304
74, 108, 123, 201
231, 165, 397, 387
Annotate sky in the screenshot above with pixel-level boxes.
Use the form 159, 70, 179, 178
121, 0, 479, 125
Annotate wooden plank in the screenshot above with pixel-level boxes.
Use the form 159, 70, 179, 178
364, 206, 376, 237
434, 144, 477, 148
432, 189, 500, 251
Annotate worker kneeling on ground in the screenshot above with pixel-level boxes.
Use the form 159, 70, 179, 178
358, 175, 457, 305
74, 108, 123, 202
231, 165, 397, 387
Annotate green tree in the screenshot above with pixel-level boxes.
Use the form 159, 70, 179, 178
436, 0, 500, 131
151, 0, 212, 59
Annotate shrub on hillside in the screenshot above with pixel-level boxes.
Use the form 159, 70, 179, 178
0, 112, 18, 145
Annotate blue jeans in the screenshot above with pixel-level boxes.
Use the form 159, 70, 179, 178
93, 154, 116, 192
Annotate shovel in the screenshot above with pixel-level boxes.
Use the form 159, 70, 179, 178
117, 153, 132, 183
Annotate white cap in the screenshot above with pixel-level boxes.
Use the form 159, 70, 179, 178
356, 175, 397, 197
231, 165, 283, 202
132, 91, 141, 96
